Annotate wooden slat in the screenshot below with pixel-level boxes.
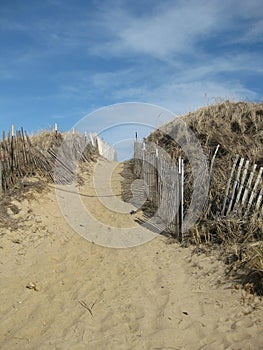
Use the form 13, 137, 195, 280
222, 154, 239, 215
245, 167, 263, 215
226, 157, 244, 215
233, 159, 250, 210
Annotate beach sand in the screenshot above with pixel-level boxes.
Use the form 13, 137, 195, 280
0, 157, 262, 350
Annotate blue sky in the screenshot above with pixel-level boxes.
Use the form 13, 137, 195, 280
0, 0, 263, 152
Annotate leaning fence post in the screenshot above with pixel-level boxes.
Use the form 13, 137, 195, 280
241, 163, 257, 207
209, 144, 220, 180
226, 157, 244, 215
255, 187, 263, 211
222, 154, 239, 215
245, 167, 263, 215
234, 159, 250, 210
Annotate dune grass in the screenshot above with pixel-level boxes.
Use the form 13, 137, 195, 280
147, 100, 263, 295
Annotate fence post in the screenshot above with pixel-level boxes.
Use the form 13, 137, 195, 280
142, 142, 146, 180
178, 157, 184, 242
241, 163, 257, 207
155, 147, 159, 206
209, 144, 220, 180
233, 159, 249, 210
181, 159, 184, 241
55, 123, 58, 138
255, 187, 263, 211
0, 161, 2, 194
222, 154, 239, 215
226, 157, 244, 215
245, 167, 263, 215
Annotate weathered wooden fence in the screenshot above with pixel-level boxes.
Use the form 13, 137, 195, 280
133, 139, 263, 241
0, 128, 35, 192
36, 131, 94, 185
0, 126, 118, 194
0, 128, 97, 193
222, 155, 263, 217
134, 139, 186, 240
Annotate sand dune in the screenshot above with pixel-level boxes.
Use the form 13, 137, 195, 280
0, 158, 262, 349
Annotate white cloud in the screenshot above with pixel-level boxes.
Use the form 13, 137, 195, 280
87, 0, 263, 62
90, 0, 221, 59
174, 53, 263, 83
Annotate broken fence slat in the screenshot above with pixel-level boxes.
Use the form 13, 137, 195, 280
209, 144, 220, 180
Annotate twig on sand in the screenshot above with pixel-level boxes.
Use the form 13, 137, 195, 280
78, 300, 95, 317
154, 347, 180, 350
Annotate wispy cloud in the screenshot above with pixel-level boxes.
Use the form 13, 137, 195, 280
88, 0, 263, 60
110, 78, 258, 114
89, 0, 220, 60
238, 19, 263, 43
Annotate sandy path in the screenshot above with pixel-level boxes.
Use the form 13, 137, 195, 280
0, 157, 262, 350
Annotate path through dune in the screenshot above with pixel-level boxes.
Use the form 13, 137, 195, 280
0, 157, 262, 350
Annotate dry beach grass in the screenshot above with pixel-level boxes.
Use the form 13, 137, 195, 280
147, 100, 263, 295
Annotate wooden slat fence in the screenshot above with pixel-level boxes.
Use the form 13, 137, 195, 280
0, 129, 35, 192
133, 139, 262, 240
222, 155, 263, 217
0, 128, 98, 193
133, 139, 185, 240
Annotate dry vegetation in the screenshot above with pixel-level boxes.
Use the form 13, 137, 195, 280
147, 100, 263, 295
30, 130, 98, 183
0, 130, 98, 232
